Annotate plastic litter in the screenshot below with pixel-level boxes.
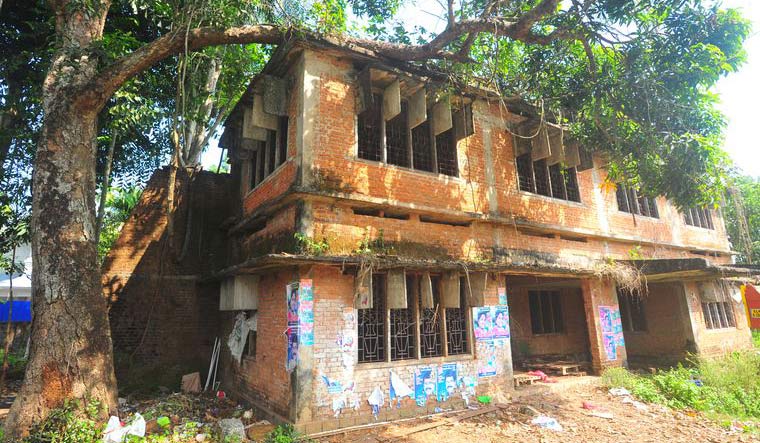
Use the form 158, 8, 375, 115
609, 387, 631, 396
102, 413, 146, 443
621, 396, 648, 411
531, 415, 563, 432
527, 370, 557, 383
588, 411, 614, 420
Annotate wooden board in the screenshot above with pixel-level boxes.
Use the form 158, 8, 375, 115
440, 272, 460, 308
383, 79, 401, 121
432, 97, 452, 135
408, 88, 427, 129
387, 269, 407, 309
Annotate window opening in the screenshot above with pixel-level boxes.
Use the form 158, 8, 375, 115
529, 290, 563, 334
390, 275, 417, 361
358, 274, 386, 363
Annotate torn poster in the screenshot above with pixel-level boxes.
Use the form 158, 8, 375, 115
436, 363, 458, 402
298, 279, 314, 346
227, 312, 257, 364
414, 366, 436, 407
368, 386, 385, 418
498, 287, 507, 305
321, 375, 343, 394
389, 370, 414, 406
599, 306, 625, 361
476, 341, 497, 377
286, 326, 299, 372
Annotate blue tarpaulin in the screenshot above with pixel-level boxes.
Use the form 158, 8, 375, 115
0, 301, 31, 322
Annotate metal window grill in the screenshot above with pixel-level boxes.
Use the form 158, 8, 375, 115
390, 278, 416, 360
358, 94, 383, 161
435, 129, 458, 177
548, 164, 567, 200
533, 159, 550, 196
386, 101, 410, 167
412, 121, 434, 172
419, 276, 443, 358
358, 274, 386, 363
446, 283, 469, 356
516, 154, 535, 192
564, 168, 581, 202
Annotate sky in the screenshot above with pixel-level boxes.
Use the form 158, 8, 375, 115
202, 0, 760, 178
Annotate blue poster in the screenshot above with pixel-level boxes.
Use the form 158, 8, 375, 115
298, 279, 314, 346
437, 363, 458, 402
473, 307, 494, 340
414, 366, 436, 406
498, 287, 507, 305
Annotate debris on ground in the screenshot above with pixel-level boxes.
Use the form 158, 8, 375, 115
532, 415, 564, 431
102, 413, 146, 442
219, 418, 246, 440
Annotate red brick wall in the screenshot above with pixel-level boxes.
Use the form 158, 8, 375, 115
682, 281, 753, 356
623, 283, 694, 366
509, 287, 589, 360
219, 270, 294, 420
103, 169, 231, 374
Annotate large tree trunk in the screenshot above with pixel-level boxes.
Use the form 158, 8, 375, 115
3, 3, 118, 439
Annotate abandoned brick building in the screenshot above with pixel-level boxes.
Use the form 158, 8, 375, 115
103, 38, 758, 433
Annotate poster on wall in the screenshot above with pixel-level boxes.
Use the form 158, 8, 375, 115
476, 341, 497, 377
436, 363, 458, 402
473, 307, 494, 340
286, 326, 299, 372
599, 306, 625, 361
414, 366, 437, 406
472, 306, 510, 340
493, 306, 510, 339
298, 279, 314, 346
498, 287, 507, 305
287, 282, 299, 325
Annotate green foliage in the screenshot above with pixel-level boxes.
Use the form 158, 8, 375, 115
724, 175, 760, 264
294, 232, 330, 256
264, 424, 312, 443
98, 186, 143, 262
602, 351, 760, 422
753, 330, 760, 349
24, 400, 104, 443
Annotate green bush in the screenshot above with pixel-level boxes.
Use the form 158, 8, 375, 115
602, 351, 760, 422
264, 424, 312, 443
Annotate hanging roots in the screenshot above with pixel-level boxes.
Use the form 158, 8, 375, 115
594, 260, 646, 294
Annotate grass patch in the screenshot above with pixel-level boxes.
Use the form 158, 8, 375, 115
602, 351, 760, 430
752, 330, 760, 348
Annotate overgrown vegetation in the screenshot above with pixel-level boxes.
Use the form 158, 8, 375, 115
602, 352, 760, 431
264, 424, 312, 443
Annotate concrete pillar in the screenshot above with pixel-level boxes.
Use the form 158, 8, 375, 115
581, 278, 627, 373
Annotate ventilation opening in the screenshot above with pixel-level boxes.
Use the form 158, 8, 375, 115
352, 207, 410, 220
517, 228, 555, 239
419, 215, 471, 227
559, 235, 588, 243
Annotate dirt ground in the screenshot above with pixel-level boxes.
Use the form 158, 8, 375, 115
316, 377, 757, 443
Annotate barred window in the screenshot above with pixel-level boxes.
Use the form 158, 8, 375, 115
702, 302, 735, 329
246, 116, 289, 193
390, 275, 417, 361
357, 94, 383, 161
684, 207, 714, 230
618, 288, 646, 332
435, 129, 458, 177
357, 274, 386, 363
515, 154, 580, 202
412, 121, 434, 172
445, 278, 470, 356
358, 272, 471, 364
357, 95, 461, 177
616, 184, 659, 218
529, 290, 563, 334
386, 101, 410, 167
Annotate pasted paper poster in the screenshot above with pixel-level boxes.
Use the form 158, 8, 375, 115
493, 306, 510, 339
298, 279, 314, 346
473, 307, 494, 340
414, 366, 436, 406
286, 326, 299, 372
436, 363, 458, 402
599, 306, 625, 361
287, 282, 299, 325
498, 287, 507, 305
476, 341, 497, 377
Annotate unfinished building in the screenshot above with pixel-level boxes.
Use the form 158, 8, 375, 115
103, 38, 757, 433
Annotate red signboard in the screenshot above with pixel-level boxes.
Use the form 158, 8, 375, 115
743, 284, 760, 330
